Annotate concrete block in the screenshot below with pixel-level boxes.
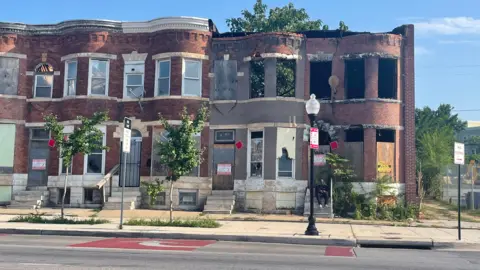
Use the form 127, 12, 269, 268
246, 191, 263, 209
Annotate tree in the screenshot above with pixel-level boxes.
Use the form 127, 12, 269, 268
44, 112, 109, 219
415, 104, 466, 198
465, 136, 480, 162
156, 105, 208, 222
226, 0, 347, 33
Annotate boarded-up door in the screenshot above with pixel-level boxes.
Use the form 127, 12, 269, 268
377, 142, 395, 180
212, 144, 235, 190
344, 142, 364, 179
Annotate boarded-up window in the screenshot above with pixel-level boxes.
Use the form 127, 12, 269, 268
0, 124, 15, 174
377, 130, 395, 180
0, 57, 19, 95
214, 60, 237, 100
344, 129, 364, 179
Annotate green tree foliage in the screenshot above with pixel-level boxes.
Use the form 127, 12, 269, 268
156, 105, 208, 222
44, 111, 109, 218
465, 136, 480, 162
226, 0, 347, 33
415, 104, 466, 198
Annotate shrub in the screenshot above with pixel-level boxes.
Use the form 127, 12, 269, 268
124, 218, 221, 228
9, 214, 110, 225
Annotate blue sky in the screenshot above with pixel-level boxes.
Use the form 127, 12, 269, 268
3, 0, 480, 120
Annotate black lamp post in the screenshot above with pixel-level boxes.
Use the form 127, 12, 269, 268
305, 94, 320, 236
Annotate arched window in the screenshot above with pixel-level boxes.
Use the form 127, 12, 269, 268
34, 63, 54, 98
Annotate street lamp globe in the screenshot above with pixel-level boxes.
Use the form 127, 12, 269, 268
305, 94, 320, 115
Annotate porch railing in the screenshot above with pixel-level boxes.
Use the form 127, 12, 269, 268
95, 164, 120, 205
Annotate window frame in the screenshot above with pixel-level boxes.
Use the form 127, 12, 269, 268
33, 73, 54, 98
87, 58, 110, 96
83, 126, 106, 175
155, 59, 171, 96
277, 154, 295, 179
178, 190, 198, 206
0, 57, 20, 95
63, 60, 77, 97
123, 61, 145, 99
247, 129, 265, 179
181, 58, 202, 97
59, 127, 74, 175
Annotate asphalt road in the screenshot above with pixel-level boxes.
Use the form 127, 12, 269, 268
0, 235, 479, 269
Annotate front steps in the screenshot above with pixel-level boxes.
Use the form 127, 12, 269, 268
103, 187, 141, 210
303, 188, 332, 218
203, 190, 235, 214
10, 187, 49, 209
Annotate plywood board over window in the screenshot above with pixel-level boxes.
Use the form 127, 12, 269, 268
0, 57, 19, 95
344, 142, 364, 180
377, 142, 395, 181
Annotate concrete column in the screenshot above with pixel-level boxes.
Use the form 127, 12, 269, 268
363, 128, 377, 181
365, 57, 379, 98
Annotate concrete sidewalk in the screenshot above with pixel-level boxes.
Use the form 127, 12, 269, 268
0, 214, 479, 249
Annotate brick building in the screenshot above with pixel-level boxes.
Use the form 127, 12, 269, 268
0, 16, 416, 212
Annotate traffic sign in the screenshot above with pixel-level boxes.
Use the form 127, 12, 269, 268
124, 117, 132, 130
454, 142, 464, 165
122, 129, 131, 153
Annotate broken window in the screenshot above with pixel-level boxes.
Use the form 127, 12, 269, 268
310, 61, 332, 100
0, 57, 19, 95
278, 147, 294, 177
376, 129, 395, 143
250, 60, 265, 98
276, 59, 296, 97
34, 63, 54, 98
345, 59, 365, 99
277, 128, 296, 178
378, 58, 398, 99
249, 131, 263, 177
214, 60, 237, 100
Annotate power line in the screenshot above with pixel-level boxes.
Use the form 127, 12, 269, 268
452, 109, 480, 112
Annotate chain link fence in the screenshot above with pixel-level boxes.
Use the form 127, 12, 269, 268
440, 163, 480, 209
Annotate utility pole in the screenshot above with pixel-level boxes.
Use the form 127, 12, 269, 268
119, 117, 132, 230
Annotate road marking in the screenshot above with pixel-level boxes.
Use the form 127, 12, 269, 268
325, 246, 356, 257
70, 238, 216, 252
20, 263, 62, 266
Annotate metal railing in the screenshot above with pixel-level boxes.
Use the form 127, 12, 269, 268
95, 164, 120, 205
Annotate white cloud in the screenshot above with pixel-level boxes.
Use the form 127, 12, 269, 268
414, 17, 480, 35
415, 46, 432, 56
438, 39, 480, 45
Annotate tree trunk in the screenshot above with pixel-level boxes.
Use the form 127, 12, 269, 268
169, 181, 174, 223
61, 167, 69, 220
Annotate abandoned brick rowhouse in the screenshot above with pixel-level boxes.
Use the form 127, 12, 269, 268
0, 16, 416, 213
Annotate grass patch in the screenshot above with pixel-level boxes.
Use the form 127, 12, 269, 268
9, 214, 110, 225
125, 218, 221, 228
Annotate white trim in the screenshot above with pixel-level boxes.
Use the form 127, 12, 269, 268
121, 51, 148, 62
154, 59, 171, 96
210, 123, 304, 130
122, 16, 210, 33
0, 94, 27, 100
87, 58, 110, 96
181, 58, 202, 97
123, 62, 145, 99
247, 128, 265, 179
0, 52, 27, 59
63, 60, 77, 97
152, 52, 208, 61
24, 95, 208, 102
83, 125, 107, 175
210, 97, 305, 104
33, 74, 53, 98
61, 53, 117, 62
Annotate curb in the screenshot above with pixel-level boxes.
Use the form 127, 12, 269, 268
0, 228, 357, 247
356, 238, 434, 249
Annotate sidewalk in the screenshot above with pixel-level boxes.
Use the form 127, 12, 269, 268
0, 213, 479, 249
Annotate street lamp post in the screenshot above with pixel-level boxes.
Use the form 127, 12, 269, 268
305, 94, 320, 236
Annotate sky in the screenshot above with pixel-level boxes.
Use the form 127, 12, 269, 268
3, 0, 480, 121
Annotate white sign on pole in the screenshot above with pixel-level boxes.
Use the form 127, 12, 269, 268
309, 127, 319, 149
122, 128, 131, 153
454, 142, 465, 165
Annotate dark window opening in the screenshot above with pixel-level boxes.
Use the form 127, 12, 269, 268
276, 59, 296, 97
156, 192, 166, 205
179, 192, 197, 206
250, 60, 265, 98
378, 59, 397, 99
345, 128, 364, 142
345, 59, 365, 99
58, 188, 71, 205
376, 129, 395, 143
319, 131, 330, 145
84, 188, 94, 203
310, 61, 332, 100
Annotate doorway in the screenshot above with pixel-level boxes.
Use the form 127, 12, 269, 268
212, 144, 235, 190
27, 128, 50, 187
119, 129, 142, 187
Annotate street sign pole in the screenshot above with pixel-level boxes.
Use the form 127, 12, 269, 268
119, 117, 132, 230
454, 142, 464, 240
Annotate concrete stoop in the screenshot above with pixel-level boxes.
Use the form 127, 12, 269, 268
303, 188, 332, 218
203, 190, 235, 214
103, 187, 141, 210
9, 187, 49, 209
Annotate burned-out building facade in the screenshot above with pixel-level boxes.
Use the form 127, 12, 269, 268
0, 16, 416, 212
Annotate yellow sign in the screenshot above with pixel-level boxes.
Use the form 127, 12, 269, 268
377, 162, 392, 174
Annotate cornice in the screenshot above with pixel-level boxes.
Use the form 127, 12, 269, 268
0, 17, 210, 35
